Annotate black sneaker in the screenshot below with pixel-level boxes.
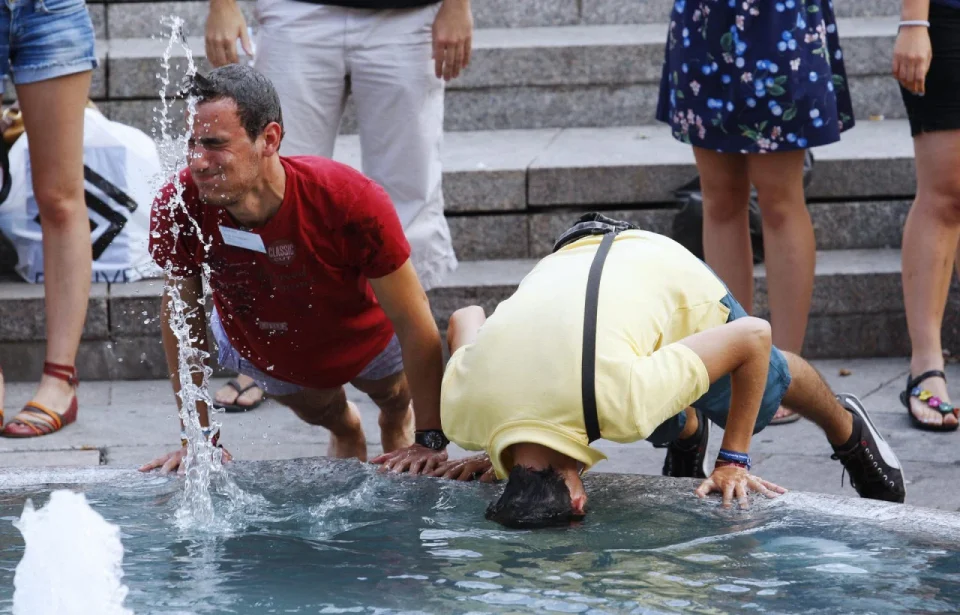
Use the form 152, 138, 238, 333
662, 409, 710, 479
831, 393, 906, 503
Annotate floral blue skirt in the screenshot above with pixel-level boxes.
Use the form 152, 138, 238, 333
655, 0, 855, 153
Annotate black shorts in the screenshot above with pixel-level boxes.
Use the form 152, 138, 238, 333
900, 3, 960, 137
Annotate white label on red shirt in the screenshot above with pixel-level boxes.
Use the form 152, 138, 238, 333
219, 225, 266, 253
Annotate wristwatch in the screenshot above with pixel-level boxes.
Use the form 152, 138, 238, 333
415, 429, 450, 451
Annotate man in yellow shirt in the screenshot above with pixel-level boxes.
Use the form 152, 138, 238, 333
433, 214, 905, 528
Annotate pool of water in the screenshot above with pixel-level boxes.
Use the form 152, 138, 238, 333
1, 459, 958, 614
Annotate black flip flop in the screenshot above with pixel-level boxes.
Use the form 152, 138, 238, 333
899, 369, 958, 432
215, 379, 265, 413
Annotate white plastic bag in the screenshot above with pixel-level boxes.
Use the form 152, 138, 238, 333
0, 107, 163, 284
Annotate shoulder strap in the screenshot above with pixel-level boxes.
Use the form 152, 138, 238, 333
581, 231, 618, 443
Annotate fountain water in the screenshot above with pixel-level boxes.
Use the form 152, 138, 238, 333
11, 491, 131, 615
1, 463, 958, 614
149, 16, 261, 531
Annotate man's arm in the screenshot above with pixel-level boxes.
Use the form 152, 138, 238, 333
160, 274, 212, 430
368, 260, 444, 432
676, 316, 771, 455
140, 274, 220, 473
675, 316, 787, 507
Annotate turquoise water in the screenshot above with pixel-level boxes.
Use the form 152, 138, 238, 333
0, 460, 958, 614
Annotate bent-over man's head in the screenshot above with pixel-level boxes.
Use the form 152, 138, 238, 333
484, 444, 589, 529
186, 65, 284, 209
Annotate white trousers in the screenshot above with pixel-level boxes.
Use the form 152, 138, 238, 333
253, 0, 457, 290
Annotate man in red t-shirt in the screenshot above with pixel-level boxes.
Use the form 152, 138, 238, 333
140, 65, 450, 475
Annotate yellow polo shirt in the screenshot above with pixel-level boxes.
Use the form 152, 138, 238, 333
440, 230, 731, 479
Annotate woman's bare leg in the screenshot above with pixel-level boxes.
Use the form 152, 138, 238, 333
747, 149, 815, 352
13, 72, 92, 415
901, 130, 960, 429
693, 147, 754, 311
747, 149, 815, 423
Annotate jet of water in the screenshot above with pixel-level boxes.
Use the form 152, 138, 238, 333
11, 490, 132, 615
153, 16, 259, 531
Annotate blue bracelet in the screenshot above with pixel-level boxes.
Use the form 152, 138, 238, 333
717, 449, 751, 470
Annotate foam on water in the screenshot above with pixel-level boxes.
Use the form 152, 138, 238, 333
11, 491, 131, 615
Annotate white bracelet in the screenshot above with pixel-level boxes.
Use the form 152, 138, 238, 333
899, 19, 931, 28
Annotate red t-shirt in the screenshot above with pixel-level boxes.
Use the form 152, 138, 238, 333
149, 156, 411, 388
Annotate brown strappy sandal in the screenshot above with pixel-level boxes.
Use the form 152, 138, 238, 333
1, 362, 78, 438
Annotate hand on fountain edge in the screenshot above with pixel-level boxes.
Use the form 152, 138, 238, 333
139, 445, 234, 476
428, 454, 497, 482
694, 464, 786, 510
371, 444, 448, 476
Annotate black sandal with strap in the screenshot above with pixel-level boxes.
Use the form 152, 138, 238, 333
900, 369, 959, 432
215, 378, 265, 413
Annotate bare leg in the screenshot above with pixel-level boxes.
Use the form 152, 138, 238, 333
447, 305, 487, 354
901, 130, 960, 428
779, 352, 853, 446
14, 73, 92, 417
351, 372, 414, 453
694, 147, 754, 311
747, 150, 815, 354
677, 407, 699, 440
272, 387, 368, 460
747, 150, 815, 423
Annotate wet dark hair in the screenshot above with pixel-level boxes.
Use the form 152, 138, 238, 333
485, 466, 585, 529
188, 65, 284, 141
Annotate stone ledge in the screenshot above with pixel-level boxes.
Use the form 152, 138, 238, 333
101, 0, 582, 37
103, 17, 899, 99
526, 120, 915, 206
0, 284, 110, 342
97, 75, 904, 138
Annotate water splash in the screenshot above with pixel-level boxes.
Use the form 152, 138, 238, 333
153, 16, 258, 531
12, 491, 132, 615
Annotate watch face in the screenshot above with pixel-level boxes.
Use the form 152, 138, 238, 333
417, 431, 448, 450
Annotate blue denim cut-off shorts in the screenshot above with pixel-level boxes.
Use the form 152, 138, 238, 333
0, 0, 97, 88
646, 292, 793, 445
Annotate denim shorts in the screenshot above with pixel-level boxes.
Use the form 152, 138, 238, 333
0, 0, 97, 88
646, 292, 793, 445
210, 308, 405, 396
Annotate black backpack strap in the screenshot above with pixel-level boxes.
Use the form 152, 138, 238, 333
582, 230, 618, 443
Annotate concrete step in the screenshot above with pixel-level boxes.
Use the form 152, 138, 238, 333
335, 119, 915, 211
0, 120, 916, 272
98, 17, 905, 133
445, 199, 910, 261
0, 248, 953, 382
98, 0, 902, 39
427, 249, 960, 360
69, 119, 914, 215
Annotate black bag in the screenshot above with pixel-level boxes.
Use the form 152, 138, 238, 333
0, 135, 10, 205
671, 151, 815, 264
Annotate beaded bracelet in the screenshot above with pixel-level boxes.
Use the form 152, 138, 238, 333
717, 448, 751, 470
898, 20, 931, 28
